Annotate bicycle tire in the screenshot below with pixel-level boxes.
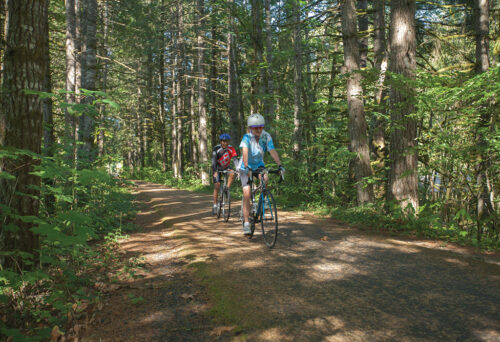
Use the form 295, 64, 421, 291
216, 185, 223, 219
247, 199, 256, 238
260, 191, 278, 248
249, 215, 256, 237
223, 188, 231, 222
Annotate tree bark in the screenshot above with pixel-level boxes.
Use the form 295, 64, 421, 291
190, 86, 198, 169
342, 0, 374, 204
176, 12, 184, 178
0, 0, 6, 84
474, 0, 494, 241
0, 0, 48, 269
65, 0, 78, 160
227, 0, 241, 146
43, 0, 54, 158
197, 0, 209, 185
292, 0, 303, 158
474, 0, 490, 74
43, 0, 55, 215
210, 23, 218, 149
97, 0, 109, 158
357, 0, 368, 68
171, 76, 179, 177
160, 0, 167, 172
79, 0, 97, 161
387, 0, 419, 213
372, 0, 388, 180
263, 0, 274, 124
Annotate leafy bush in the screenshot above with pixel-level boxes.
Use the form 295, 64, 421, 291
0, 147, 136, 340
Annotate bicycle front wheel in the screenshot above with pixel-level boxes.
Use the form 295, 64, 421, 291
260, 191, 278, 248
222, 188, 231, 222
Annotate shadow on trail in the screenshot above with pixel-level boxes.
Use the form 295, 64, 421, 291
96, 181, 500, 341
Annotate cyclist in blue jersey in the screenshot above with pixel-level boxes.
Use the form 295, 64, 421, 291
238, 113, 284, 235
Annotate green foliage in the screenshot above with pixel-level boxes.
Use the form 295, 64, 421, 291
0, 144, 136, 339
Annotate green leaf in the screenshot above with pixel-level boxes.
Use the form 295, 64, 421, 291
0, 171, 16, 180
96, 98, 120, 110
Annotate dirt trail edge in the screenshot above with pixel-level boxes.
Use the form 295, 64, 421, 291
83, 181, 500, 342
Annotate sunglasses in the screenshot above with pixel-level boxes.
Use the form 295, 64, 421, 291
251, 126, 264, 130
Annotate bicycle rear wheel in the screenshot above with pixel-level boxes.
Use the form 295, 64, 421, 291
222, 188, 231, 222
260, 191, 278, 248
216, 186, 223, 219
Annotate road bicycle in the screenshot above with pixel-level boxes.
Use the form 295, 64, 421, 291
216, 169, 235, 222
240, 167, 284, 248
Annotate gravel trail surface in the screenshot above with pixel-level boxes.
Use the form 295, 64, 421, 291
83, 181, 500, 342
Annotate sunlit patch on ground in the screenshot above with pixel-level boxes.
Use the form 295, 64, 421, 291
84, 181, 500, 342
473, 329, 500, 341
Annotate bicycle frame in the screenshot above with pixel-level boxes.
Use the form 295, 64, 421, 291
217, 169, 235, 221
249, 171, 269, 224
246, 168, 281, 230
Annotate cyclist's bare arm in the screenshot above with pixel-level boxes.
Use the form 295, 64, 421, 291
241, 147, 249, 168
269, 149, 281, 166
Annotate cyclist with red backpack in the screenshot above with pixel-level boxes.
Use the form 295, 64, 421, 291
211, 133, 238, 215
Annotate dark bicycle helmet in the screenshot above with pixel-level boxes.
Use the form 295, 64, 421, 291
219, 133, 231, 141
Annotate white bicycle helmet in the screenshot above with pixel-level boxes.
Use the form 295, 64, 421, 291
247, 113, 265, 127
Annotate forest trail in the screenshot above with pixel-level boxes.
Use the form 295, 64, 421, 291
83, 181, 500, 342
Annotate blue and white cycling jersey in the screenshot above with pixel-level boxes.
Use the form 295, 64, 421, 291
238, 130, 275, 170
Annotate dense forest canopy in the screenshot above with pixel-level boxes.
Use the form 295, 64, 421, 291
0, 0, 498, 337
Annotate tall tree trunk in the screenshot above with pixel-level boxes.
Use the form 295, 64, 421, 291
372, 0, 388, 184
327, 43, 339, 116
144, 49, 153, 168
0, 0, 6, 84
475, 0, 490, 74
190, 86, 198, 169
264, 0, 274, 125
227, 0, 241, 145
43, 0, 54, 158
171, 79, 179, 177
79, 0, 97, 161
136, 79, 145, 170
342, 0, 374, 204
357, 0, 368, 68
176, 4, 184, 177
387, 0, 419, 213
65, 0, 78, 161
98, 0, 109, 158
292, 0, 303, 158
160, 0, 167, 172
250, 0, 263, 114
253, 0, 266, 117
197, 0, 209, 185
0, 0, 48, 269
43, 0, 55, 215
210, 24, 218, 149
474, 0, 494, 241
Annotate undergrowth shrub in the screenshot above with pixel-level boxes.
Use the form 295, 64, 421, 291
0, 147, 136, 341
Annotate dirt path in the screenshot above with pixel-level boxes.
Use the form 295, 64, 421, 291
83, 181, 500, 342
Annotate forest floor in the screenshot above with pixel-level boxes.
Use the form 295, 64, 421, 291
82, 181, 500, 342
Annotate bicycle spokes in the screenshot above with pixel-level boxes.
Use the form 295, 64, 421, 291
261, 192, 278, 248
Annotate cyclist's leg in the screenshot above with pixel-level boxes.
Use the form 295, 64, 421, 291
262, 172, 269, 186
242, 185, 251, 222
240, 169, 252, 233
213, 173, 220, 214
227, 170, 235, 188
213, 180, 220, 204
